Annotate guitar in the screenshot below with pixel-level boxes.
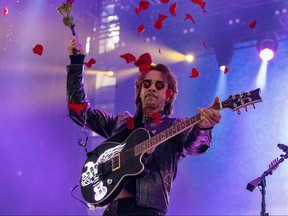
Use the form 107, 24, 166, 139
80, 88, 262, 206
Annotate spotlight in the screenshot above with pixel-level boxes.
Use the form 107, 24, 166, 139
257, 33, 278, 61
185, 54, 194, 62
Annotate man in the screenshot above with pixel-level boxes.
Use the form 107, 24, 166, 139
67, 36, 222, 215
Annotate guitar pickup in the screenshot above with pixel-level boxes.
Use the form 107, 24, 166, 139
112, 153, 120, 172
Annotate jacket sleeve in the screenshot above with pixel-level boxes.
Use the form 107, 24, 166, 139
66, 57, 117, 139
175, 119, 213, 157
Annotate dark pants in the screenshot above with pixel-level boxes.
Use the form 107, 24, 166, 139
102, 197, 165, 216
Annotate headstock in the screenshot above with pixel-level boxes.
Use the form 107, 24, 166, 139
220, 88, 262, 114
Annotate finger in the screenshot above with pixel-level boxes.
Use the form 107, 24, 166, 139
209, 96, 220, 109
197, 108, 214, 126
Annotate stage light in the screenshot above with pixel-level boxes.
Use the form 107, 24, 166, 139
257, 33, 278, 61
259, 48, 274, 61
185, 54, 194, 62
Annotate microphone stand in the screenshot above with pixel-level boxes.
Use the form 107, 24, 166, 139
246, 149, 288, 216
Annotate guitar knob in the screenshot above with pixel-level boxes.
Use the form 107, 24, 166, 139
237, 110, 241, 115
107, 179, 113, 185
253, 104, 255, 109
245, 106, 248, 112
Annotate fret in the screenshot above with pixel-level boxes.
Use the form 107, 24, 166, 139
134, 114, 201, 156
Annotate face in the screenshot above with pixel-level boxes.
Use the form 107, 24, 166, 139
140, 70, 169, 113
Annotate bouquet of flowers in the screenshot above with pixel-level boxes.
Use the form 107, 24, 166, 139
56, 0, 76, 36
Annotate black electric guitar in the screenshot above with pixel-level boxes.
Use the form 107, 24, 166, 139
80, 89, 262, 206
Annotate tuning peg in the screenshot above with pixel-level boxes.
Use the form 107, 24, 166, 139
237, 110, 241, 115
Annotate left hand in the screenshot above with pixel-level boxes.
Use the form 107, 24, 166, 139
197, 97, 222, 129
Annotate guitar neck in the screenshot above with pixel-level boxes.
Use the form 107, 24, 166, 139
134, 102, 222, 156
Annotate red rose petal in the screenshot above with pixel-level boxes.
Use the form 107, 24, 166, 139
137, 24, 145, 36
189, 68, 200, 78
68, 102, 88, 114
169, 3, 177, 17
32, 44, 43, 56
224, 66, 229, 74
3, 6, 8, 16
249, 20, 257, 29
139, 64, 151, 74
135, 7, 142, 16
184, 13, 195, 24
84, 58, 96, 68
158, 13, 168, 21
134, 53, 152, 67
160, 0, 169, 3
154, 20, 163, 30
125, 117, 135, 130
139, 1, 150, 10
120, 53, 136, 64
150, 112, 161, 125
166, 89, 173, 100
67, 0, 74, 4
202, 40, 206, 47
191, 0, 207, 13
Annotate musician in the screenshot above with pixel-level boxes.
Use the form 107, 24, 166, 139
66, 36, 222, 216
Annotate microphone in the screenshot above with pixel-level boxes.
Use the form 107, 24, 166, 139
277, 143, 288, 153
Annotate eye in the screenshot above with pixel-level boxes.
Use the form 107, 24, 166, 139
142, 80, 151, 88
156, 81, 165, 90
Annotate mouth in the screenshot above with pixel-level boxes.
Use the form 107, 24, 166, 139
146, 93, 157, 99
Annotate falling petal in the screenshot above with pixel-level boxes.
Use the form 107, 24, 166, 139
191, 0, 207, 13
134, 53, 152, 67
137, 24, 145, 36
150, 112, 161, 125
224, 66, 229, 74
169, 3, 177, 17
154, 20, 163, 30
68, 102, 88, 114
166, 89, 173, 100
158, 13, 168, 21
84, 58, 96, 68
3, 6, 8, 16
189, 68, 200, 78
139, 64, 151, 74
126, 117, 135, 130
184, 13, 195, 24
249, 20, 257, 29
139, 1, 150, 10
135, 7, 141, 16
202, 40, 206, 47
120, 53, 136, 64
32, 44, 44, 56
160, 0, 169, 3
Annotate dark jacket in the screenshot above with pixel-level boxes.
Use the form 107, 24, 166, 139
66, 58, 213, 213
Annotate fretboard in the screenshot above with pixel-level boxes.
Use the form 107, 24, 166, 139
134, 102, 221, 156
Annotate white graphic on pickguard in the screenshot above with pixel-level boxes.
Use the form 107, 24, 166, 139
81, 143, 125, 201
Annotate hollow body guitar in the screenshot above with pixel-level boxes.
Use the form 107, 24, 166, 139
80, 89, 262, 206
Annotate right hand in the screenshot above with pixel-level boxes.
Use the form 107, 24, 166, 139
68, 36, 85, 55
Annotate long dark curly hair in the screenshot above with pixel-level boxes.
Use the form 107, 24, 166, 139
134, 64, 178, 115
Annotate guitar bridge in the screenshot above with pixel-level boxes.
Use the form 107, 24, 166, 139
112, 153, 120, 172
